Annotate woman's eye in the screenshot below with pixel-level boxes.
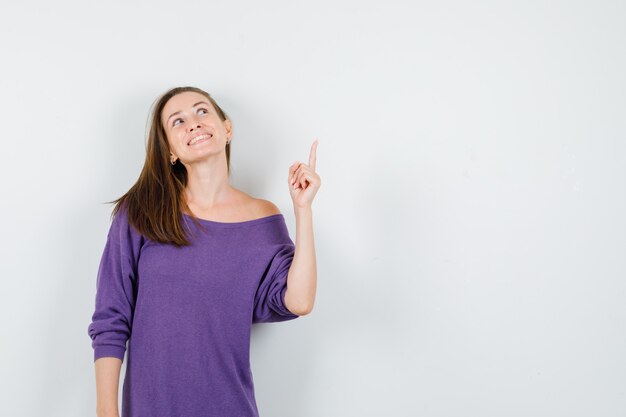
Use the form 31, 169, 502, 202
172, 109, 207, 127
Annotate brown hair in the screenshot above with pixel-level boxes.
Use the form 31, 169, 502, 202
104, 86, 232, 247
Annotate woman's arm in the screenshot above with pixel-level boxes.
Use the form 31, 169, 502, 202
284, 206, 317, 315
284, 140, 321, 315
95, 357, 122, 417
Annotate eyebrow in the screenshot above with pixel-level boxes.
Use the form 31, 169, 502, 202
166, 101, 210, 125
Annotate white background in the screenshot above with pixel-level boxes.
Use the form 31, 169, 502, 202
0, 1, 624, 416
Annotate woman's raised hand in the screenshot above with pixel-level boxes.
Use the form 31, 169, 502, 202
288, 139, 321, 209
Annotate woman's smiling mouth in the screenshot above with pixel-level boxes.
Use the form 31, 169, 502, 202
188, 134, 212, 146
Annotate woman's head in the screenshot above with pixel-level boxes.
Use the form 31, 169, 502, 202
107, 86, 230, 246
152, 86, 232, 175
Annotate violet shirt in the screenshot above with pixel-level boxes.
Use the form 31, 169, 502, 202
87, 207, 300, 417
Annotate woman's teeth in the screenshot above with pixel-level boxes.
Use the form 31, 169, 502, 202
189, 134, 212, 145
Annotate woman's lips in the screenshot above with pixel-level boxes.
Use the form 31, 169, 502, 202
188, 134, 212, 146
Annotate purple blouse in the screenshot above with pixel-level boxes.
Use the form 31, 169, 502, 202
87, 207, 300, 416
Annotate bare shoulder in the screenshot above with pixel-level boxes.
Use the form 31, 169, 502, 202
254, 198, 282, 217
232, 188, 282, 218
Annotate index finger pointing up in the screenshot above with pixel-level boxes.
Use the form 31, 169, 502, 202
309, 139, 318, 171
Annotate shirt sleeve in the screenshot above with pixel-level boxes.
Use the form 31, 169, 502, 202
87, 208, 143, 363
252, 219, 301, 324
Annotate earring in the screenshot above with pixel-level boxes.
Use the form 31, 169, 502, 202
171, 158, 176, 165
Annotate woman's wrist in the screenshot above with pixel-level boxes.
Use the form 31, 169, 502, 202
294, 205, 312, 214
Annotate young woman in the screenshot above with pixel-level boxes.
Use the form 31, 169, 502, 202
87, 86, 320, 417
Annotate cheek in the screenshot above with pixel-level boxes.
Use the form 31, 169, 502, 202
171, 132, 185, 145
166, 136, 181, 152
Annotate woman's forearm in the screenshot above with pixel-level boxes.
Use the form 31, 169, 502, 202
284, 206, 317, 315
95, 357, 122, 417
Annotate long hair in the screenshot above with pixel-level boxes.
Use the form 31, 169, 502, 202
104, 86, 232, 247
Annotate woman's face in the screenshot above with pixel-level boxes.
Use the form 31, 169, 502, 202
161, 91, 232, 164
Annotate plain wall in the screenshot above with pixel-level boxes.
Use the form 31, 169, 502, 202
0, 1, 624, 416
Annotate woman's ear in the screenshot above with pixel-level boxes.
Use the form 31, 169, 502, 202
225, 118, 233, 138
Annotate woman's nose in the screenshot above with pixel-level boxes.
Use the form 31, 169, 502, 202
187, 122, 202, 132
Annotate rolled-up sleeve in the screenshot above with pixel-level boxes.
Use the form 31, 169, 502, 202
252, 222, 301, 324
87, 209, 141, 363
